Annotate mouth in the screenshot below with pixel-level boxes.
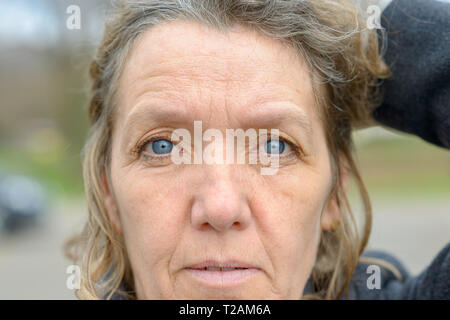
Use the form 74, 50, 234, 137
184, 260, 261, 287
194, 266, 249, 271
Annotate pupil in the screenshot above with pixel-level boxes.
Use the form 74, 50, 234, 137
266, 140, 285, 154
152, 139, 173, 154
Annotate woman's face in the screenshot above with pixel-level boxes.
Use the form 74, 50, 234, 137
104, 20, 340, 299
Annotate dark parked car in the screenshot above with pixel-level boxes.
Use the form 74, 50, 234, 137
0, 173, 46, 233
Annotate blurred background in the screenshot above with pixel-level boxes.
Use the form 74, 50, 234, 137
0, 0, 449, 299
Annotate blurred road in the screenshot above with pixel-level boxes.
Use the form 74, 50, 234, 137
0, 197, 449, 299
366, 197, 450, 275
0, 199, 85, 300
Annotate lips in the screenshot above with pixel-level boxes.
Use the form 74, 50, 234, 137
186, 260, 258, 270
197, 267, 248, 271
184, 260, 261, 286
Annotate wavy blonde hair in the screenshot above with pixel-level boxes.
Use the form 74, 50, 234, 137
66, 0, 392, 300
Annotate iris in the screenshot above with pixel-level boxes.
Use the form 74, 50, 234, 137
152, 139, 173, 154
265, 139, 285, 154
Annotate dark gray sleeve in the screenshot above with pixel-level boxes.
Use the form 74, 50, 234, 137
375, 0, 450, 149
347, 243, 450, 299
398, 242, 450, 299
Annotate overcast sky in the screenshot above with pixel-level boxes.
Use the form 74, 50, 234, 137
0, 0, 448, 48
0, 0, 105, 48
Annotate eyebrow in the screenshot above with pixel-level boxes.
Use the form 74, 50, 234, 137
122, 101, 194, 138
121, 99, 314, 150
242, 101, 313, 139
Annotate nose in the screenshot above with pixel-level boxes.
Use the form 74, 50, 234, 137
190, 165, 251, 233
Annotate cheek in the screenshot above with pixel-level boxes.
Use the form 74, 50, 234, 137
253, 168, 331, 290
258, 169, 329, 241
112, 169, 188, 273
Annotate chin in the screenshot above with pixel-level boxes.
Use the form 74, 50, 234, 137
171, 282, 275, 300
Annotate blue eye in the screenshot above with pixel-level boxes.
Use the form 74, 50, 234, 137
265, 139, 285, 154
151, 139, 173, 154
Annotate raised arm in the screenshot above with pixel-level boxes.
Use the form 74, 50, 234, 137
375, 0, 450, 149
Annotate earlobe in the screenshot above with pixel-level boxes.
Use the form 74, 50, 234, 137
102, 173, 123, 235
321, 192, 341, 231
321, 164, 349, 232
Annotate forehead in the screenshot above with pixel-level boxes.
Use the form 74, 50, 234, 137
116, 20, 319, 126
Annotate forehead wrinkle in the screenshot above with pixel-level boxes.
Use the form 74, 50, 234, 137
119, 28, 285, 100
126, 59, 264, 96
120, 64, 315, 131
118, 71, 268, 135
120, 64, 264, 120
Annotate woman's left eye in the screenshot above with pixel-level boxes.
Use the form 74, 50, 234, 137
264, 139, 291, 155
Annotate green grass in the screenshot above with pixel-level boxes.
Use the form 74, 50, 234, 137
353, 134, 450, 199
0, 145, 84, 199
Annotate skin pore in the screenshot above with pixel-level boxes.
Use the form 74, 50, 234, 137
102, 20, 341, 299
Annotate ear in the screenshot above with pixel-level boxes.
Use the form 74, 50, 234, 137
321, 163, 349, 232
102, 172, 123, 235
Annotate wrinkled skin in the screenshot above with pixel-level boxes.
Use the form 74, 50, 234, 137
103, 21, 340, 299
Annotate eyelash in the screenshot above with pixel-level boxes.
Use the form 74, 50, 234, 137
134, 134, 174, 161
133, 134, 304, 162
